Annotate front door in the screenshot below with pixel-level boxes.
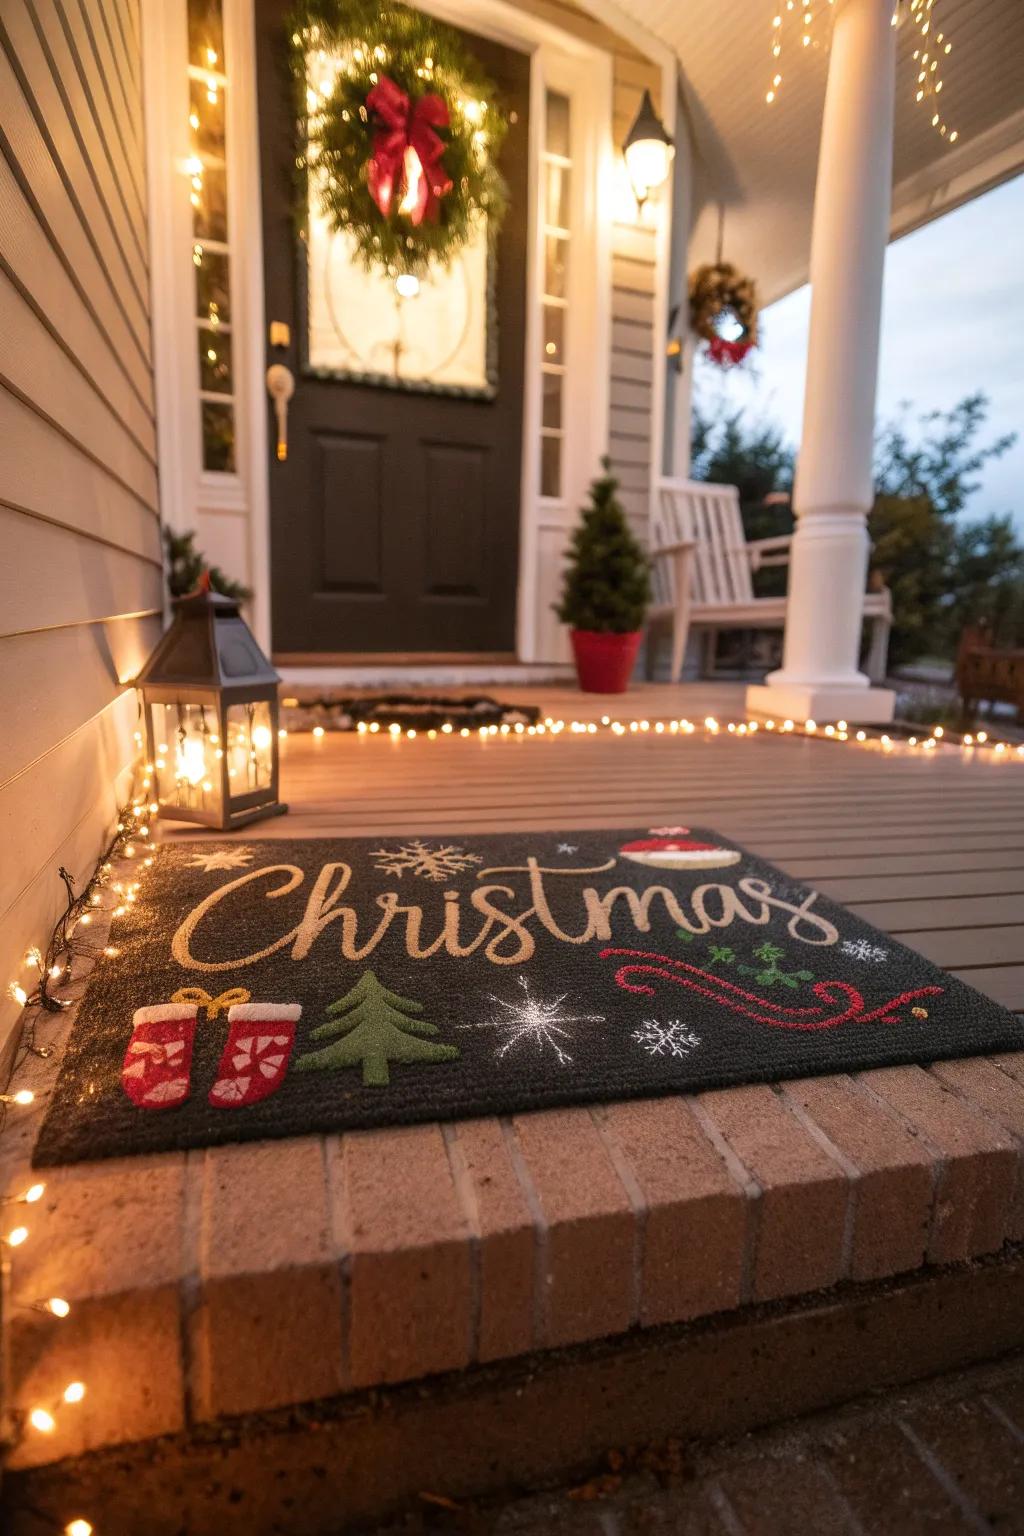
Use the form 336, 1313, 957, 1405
255, 4, 530, 658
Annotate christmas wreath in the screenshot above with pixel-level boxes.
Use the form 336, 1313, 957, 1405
291, 0, 508, 277
689, 261, 759, 368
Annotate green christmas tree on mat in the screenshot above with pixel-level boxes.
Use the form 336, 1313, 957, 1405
295, 972, 459, 1087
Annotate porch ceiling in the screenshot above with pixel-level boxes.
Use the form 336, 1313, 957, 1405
608, 0, 1024, 302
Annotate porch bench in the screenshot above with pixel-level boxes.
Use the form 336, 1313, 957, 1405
648, 478, 892, 684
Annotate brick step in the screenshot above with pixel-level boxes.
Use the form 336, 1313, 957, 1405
6, 1055, 1024, 1473
5, 1253, 1024, 1535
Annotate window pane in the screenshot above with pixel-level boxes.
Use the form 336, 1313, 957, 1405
541, 435, 561, 498
192, 162, 227, 242
545, 91, 570, 158
544, 161, 570, 231
543, 235, 568, 300
542, 371, 562, 430
188, 0, 225, 71
195, 247, 231, 323
190, 76, 225, 158
201, 400, 235, 472
199, 326, 233, 393
542, 305, 564, 364
226, 701, 274, 794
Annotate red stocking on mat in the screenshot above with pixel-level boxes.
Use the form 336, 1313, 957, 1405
122, 1002, 198, 1109
208, 1003, 301, 1108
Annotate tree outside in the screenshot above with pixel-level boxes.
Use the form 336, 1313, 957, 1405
691, 392, 1023, 667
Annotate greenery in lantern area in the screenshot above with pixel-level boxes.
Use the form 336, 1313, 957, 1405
164, 528, 251, 603
689, 262, 759, 368
291, 0, 508, 277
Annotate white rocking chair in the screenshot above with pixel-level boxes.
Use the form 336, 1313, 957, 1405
649, 478, 892, 684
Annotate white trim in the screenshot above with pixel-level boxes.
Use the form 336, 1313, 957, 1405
517, 41, 614, 663
142, 0, 192, 618
225, 0, 273, 651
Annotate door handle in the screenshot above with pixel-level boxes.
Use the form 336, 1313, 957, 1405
266, 363, 295, 461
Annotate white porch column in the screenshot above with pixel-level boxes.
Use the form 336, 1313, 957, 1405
747, 0, 897, 724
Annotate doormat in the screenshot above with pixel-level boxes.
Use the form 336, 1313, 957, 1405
282, 694, 540, 733
32, 828, 1021, 1166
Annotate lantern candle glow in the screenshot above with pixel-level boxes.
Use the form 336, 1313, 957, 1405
135, 587, 287, 830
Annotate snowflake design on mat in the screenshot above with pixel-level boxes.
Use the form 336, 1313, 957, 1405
187, 848, 256, 872
632, 1019, 702, 1059
467, 975, 604, 1066
556, 842, 579, 855
371, 839, 482, 882
841, 938, 889, 963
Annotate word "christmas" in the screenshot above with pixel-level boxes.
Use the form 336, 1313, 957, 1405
172, 860, 840, 973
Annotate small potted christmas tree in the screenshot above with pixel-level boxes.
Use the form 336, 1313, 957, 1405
556, 461, 652, 693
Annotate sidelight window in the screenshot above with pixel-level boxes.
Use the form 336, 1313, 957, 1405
187, 0, 236, 472
539, 90, 571, 500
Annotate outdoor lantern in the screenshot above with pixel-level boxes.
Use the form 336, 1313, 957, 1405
136, 585, 287, 830
623, 89, 674, 206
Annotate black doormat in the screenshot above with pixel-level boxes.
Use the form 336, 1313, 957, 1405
282, 694, 540, 732
32, 828, 1022, 1166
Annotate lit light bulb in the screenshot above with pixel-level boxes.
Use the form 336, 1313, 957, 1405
64, 1381, 86, 1404
29, 1407, 56, 1433
66, 1521, 93, 1536
6, 1225, 29, 1246
12, 1089, 34, 1105
395, 272, 420, 298
24, 1182, 45, 1203
397, 145, 424, 217
47, 1297, 71, 1318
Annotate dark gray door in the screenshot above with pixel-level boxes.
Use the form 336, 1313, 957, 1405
255, 3, 530, 656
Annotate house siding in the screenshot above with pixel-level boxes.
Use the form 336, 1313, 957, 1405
0, 0, 161, 1066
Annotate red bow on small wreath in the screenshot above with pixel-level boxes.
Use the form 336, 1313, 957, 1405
706, 335, 755, 369
365, 75, 453, 226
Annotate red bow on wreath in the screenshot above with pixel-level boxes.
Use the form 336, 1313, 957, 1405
365, 75, 453, 226
706, 335, 755, 368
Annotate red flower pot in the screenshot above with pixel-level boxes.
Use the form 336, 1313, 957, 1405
570, 629, 643, 694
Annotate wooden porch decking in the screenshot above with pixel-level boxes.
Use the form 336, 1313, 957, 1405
208, 681, 1024, 1014
7, 681, 1024, 1501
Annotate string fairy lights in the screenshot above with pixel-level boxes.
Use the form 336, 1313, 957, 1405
907, 0, 958, 143
765, 0, 958, 145
0, 793, 160, 1536
290, 710, 1024, 760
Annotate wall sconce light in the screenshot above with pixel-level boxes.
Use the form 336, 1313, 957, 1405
623, 89, 674, 207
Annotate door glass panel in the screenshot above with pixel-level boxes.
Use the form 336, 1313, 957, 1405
304, 44, 492, 394
545, 92, 571, 158
541, 435, 561, 499
542, 305, 564, 363
187, 0, 235, 473
539, 88, 571, 501
307, 213, 491, 391
201, 401, 236, 472
544, 161, 570, 231
542, 370, 562, 430
198, 326, 233, 393
543, 235, 568, 300
195, 248, 230, 323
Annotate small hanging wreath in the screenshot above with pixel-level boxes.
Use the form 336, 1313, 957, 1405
689, 262, 759, 368
291, 0, 508, 277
